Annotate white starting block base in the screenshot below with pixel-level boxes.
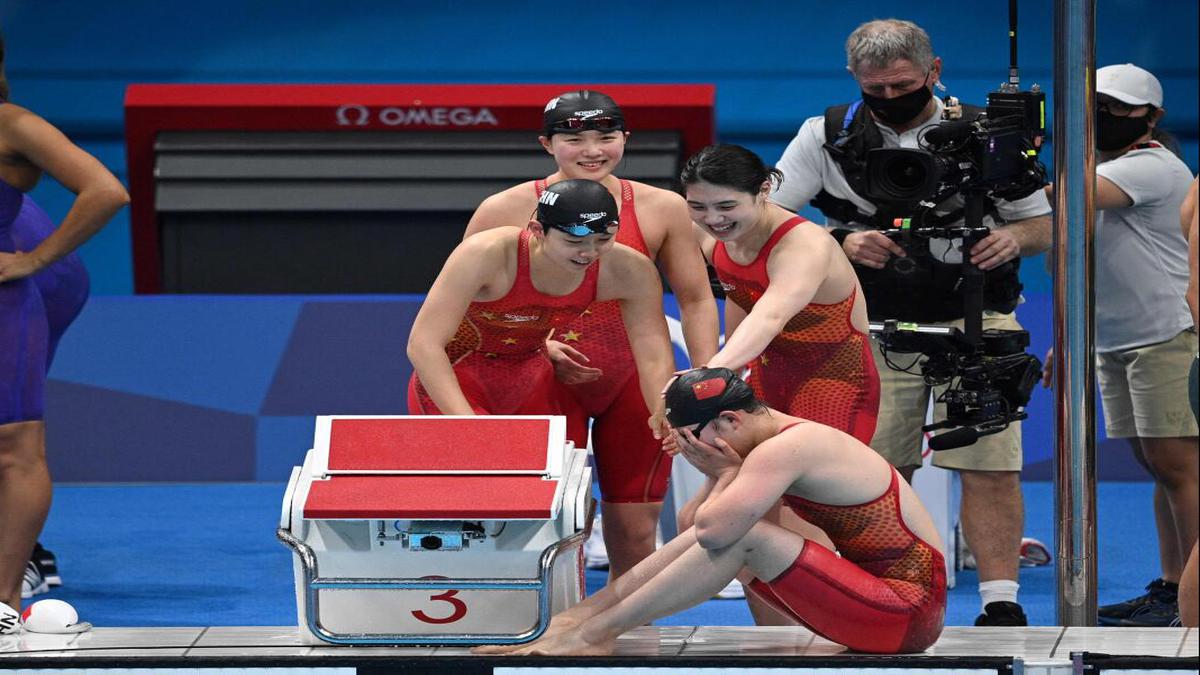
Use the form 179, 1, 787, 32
279, 415, 593, 645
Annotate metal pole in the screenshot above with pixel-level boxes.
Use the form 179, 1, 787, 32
1052, 0, 1098, 626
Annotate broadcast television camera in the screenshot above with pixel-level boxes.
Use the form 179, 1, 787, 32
863, 11, 1047, 451
864, 88, 1048, 206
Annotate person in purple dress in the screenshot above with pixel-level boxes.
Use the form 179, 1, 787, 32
0, 32, 128, 618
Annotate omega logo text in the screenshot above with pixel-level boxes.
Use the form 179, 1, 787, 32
336, 104, 499, 127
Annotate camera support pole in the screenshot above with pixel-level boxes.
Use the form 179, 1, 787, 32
960, 190, 988, 348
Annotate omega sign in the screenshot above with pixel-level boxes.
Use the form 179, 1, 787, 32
336, 104, 499, 127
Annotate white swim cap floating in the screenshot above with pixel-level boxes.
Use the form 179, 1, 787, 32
20, 599, 92, 634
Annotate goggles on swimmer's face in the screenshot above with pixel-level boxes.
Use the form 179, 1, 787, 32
550, 220, 620, 237
550, 116, 624, 134
684, 416, 716, 438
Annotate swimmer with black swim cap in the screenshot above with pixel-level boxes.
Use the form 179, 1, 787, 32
408, 179, 674, 445
537, 178, 620, 237
462, 89, 719, 583
664, 367, 764, 436
543, 90, 626, 136
475, 367, 947, 657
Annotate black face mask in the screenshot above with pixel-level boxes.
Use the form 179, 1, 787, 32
1096, 110, 1150, 152
861, 83, 933, 125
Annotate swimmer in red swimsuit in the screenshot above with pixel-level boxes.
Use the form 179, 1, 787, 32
407, 179, 674, 441
681, 144, 881, 624
465, 91, 718, 578
682, 144, 879, 445
478, 367, 945, 656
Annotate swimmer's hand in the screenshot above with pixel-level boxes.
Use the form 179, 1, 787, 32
675, 427, 742, 479
662, 427, 681, 456
546, 340, 603, 384
647, 399, 669, 441
659, 367, 700, 398
0, 251, 40, 284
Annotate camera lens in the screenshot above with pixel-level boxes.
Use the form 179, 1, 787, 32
865, 148, 941, 203
419, 535, 443, 550
884, 157, 929, 193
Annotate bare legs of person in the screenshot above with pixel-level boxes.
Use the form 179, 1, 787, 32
601, 501, 662, 581
959, 470, 1023, 588
475, 520, 804, 656
1134, 437, 1200, 584
0, 421, 51, 610
745, 501, 833, 626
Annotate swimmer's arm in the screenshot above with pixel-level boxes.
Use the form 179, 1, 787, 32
656, 198, 720, 366
0, 106, 128, 273
707, 235, 827, 371
675, 478, 715, 534
406, 238, 499, 415
602, 249, 675, 436
693, 441, 798, 550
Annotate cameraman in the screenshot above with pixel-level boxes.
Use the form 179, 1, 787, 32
771, 18, 1051, 627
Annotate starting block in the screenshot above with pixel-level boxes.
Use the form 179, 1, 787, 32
277, 415, 593, 646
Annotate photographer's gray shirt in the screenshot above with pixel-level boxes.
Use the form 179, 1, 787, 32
772, 97, 1051, 264
1094, 145, 1194, 353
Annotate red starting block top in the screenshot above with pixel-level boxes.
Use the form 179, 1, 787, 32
324, 417, 557, 473
303, 475, 558, 519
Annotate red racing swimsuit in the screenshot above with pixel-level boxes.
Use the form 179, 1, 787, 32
712, 217, 880, 445
407, 228, 593, 433
534, 178, 670, 503
748, 443, 947, 653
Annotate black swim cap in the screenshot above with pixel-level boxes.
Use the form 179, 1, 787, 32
664, 367, 757, 434
537, 179, 620, 236
543, 90, 626, 136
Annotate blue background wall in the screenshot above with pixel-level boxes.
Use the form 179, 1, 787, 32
1, 2, 1196, 481
3, 0, 1196, 294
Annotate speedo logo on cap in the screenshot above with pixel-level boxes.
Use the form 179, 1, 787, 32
580, 212, 608, 223
692, 378, 727, 401
538, 191, 560, 206
573, 109, 604, 119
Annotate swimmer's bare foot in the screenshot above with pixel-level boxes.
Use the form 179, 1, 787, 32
471, 615, 582, 654
507, 628, 617, 656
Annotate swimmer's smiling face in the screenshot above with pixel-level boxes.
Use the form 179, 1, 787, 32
540, 129, 629, 180
685, 180, 769, 242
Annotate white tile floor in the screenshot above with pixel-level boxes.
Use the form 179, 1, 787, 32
0, 625, 1195, 666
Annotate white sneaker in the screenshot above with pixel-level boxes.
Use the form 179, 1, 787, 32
1019, 537, 1051, 567
584, 515, 609, 570
0, 602, 20, 636
957, 534, 1051, 569
715, 579, 745, 600
21, 560, 49, 599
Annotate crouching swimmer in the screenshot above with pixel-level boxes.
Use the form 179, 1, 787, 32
475, 367, 946, 655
